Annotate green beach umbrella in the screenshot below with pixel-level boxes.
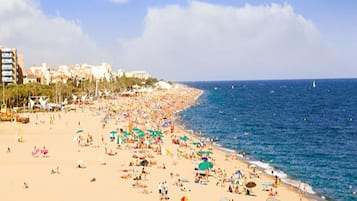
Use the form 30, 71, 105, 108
198, 160, 213, 171
121, 130, 132, 138
193, 142, 201, 146
138, 133, 146, 139
109, 130, 117, 137
76, 129, 84, 134
154, 130, 163, 137
180, 136, 189, 141
199, 151, 213, 155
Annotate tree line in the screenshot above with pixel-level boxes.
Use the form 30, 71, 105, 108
1, 76, 158, 108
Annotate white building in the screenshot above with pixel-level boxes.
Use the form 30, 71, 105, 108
28, 63, 51, 84
90, 62, 112, 81
125, 70, 151, 79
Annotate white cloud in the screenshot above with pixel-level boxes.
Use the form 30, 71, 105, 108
109, 0, 128, 4
118, 1, 341, 81
0, 0, 105, 67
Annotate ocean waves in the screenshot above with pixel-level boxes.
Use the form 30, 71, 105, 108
180, 79, 357, 201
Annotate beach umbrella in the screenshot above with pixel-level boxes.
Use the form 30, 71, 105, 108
162, 121, 171, 127
193, 142, 202, 146
199, 151, 213, 155
133, 127, 143, 133
121, 130, 132, 137
180, 136, 189, 141
234, 170, 243, 179
181, 196, 189, 201
76, 129, 84, 134
109, 130, 117, 137
138, 133, 145, 139
198, 160, 213, 171
201, 157, 208, 161
262, 182, 272, 189
155, 130, 163, 136
245, 181, 256, 188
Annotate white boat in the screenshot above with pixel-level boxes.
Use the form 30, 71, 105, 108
312, 81, 316, 88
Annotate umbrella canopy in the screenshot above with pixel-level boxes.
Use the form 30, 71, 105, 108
109, 130, 117, 137
245, 181, 256, 188
199, 151, 213, 155
121, 130, 132, 138
193, 142, 202, 146
76, 129, 84, 134
133, 127, 144, 133
234, 170, 243, 179
262, 182, 272, 188
181, 196, 189, 201
154, 130, 163, 136
198, 160, 213, 171
162, 121, 172, 127
137, 133, 146, 139
148, 130, 163, 138
180, 136, 189, 141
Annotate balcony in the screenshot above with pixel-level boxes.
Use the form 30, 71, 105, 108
2, 71, 13, 76
2, 53, 13, 57
2, 59, 14, 63
2, 77, 13, 82
2, 65, 14, 70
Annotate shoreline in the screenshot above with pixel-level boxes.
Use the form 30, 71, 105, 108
0, 84, 317, 201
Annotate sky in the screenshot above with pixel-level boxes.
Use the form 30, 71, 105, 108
0, 0, 356, 81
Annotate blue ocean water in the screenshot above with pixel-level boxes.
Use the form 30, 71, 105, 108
179, 79, 357, 201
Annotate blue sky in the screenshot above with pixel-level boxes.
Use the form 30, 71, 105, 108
1, 0, 356, 81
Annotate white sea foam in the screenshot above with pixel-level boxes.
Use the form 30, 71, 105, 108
248, 160, 316, 195
250, 160, 272, 170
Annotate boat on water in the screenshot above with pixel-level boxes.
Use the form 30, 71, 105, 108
312, 81, 316, 88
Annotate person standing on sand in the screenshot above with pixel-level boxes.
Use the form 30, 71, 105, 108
158, 182, 163, 199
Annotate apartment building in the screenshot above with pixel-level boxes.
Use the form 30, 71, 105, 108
0, 47, 23, 85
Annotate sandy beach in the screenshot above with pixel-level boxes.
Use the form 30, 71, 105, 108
0, 84, 311, 201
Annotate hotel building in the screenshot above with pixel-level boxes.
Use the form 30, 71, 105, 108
0, 47, 23, 85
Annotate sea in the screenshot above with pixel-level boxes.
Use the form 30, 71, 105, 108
178, 79, 357, 201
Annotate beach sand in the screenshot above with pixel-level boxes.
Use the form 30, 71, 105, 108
0, 85, 311, 201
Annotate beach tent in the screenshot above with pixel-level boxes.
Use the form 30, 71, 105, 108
155, 81, 172, 89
